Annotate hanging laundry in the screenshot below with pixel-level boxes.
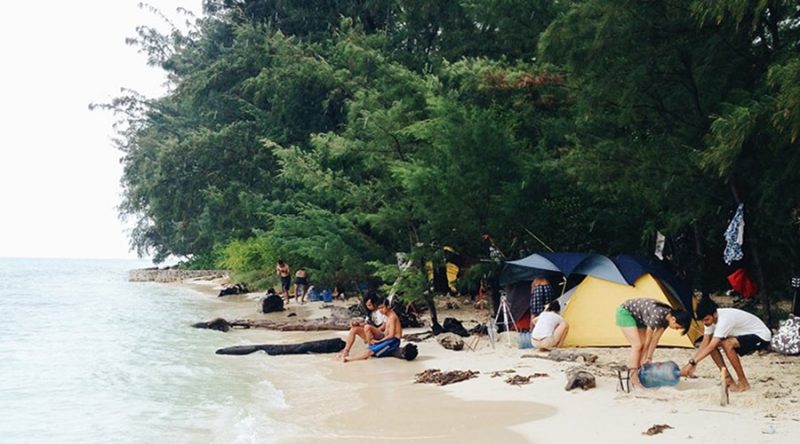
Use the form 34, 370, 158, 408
654, 231, 666, 260
723, 203, 745, 265
727, 267, 758, 299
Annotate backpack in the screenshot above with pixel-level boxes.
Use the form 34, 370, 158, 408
770, 314, 800, 355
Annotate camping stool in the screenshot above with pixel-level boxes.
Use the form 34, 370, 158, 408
612, 364, 631, 393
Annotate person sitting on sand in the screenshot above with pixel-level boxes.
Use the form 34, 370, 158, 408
339, 294, 386, 360
344, 296, 402, 362
680, 296, 771, 392
530, 300, 569, 351
616, 298, 692, 389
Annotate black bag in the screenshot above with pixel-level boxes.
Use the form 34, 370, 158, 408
262, 295, 284, 313
443, 317, 470, 337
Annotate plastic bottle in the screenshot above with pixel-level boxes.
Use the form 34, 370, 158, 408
638, 361, 681, 388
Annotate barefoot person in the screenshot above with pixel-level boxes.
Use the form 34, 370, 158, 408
344, 297, 402, 362
276, 260, 291, 304
680, 296, 771, 392
339, 294, 386, 360
530, 300, 569, 351
294, 268, 309, 304
616, 298, 692, 389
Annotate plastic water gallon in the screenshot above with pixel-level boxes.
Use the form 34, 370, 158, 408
517, 331, 533, 349
321, 289, 333, 303
638, 361, 680, 388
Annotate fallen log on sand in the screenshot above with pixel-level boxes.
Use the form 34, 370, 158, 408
216, 338, 346, 355
192, 317, 350, 332
217, 338, 419, 360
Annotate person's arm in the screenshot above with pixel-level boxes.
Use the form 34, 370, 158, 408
680, 334, 717, 376
641, 328, 665, 365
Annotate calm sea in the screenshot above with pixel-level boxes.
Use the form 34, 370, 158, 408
0, 258, 284, 443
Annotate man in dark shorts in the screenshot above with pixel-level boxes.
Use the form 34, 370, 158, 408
681, 297, 771, 392
276, 260, 291, 304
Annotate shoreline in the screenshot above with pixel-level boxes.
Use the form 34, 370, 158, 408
179, 277, 800, 442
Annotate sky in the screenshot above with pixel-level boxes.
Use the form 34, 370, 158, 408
0, 1, 201, 259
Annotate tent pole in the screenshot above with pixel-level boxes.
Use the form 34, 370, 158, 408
519, 226, 554, 252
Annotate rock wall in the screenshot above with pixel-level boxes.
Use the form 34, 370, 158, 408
128, 269, 229, 283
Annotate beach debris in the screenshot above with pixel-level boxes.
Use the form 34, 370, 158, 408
287, 313, 297, 317
192, 318, 350, 332
442, 317, 471, 337
216, 338, 346, 356
404, 331, 435, 342
415, 369, 480, 386
523, 350, 598, 364
437, 333, 465, 351
192, 317, 231, 332
761, 424, 776, 434
642, 424, 673, 436
506, 373, 549, 386
393, 343, 419, 361
218, 283, 249, 297
564, 370, 596, 391
490, 370, 516, 378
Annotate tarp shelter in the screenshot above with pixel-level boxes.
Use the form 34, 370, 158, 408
561, 274, 702, 348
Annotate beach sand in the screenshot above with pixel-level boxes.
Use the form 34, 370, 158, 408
185, 279, 800, 443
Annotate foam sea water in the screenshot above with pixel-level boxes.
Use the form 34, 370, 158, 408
0, 258, 285, 443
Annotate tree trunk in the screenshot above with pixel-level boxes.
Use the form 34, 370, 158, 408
426, 292, 442, 332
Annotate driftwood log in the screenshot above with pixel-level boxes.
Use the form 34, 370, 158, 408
216, 338, 346, 355
522, 350, 599, 364
193, 317, 350, 332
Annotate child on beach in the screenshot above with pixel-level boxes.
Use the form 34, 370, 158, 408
616, 298, 692, 389
680, 296, 771, 392
276, 260, 291, 304
530, 300, 569, 351
344, 297, 402, 362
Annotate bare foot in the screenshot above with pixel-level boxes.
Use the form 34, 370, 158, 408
337, 350, 350, 361
729, 382, 750, 392
343, 356, 352, 363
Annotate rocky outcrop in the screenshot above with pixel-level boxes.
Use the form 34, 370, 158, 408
437, 333, 465, 351
128, 269, 229, 283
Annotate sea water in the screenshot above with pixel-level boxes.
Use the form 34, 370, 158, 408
0, 258, 285, 443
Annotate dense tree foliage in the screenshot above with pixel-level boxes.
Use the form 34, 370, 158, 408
102, 0, 800, 322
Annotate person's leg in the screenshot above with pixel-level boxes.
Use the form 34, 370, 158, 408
707, 347, 734, 386
344, 349, 373, 362
721, 337, 750, 392
364, 325, 384, 343
553, 322, 569, 348
339, 325, 366, 359
620, 327, 645, 388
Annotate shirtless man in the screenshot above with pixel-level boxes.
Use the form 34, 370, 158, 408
276, 260, 291, 304
344, 297, 402, 362
294, 268, 309, 304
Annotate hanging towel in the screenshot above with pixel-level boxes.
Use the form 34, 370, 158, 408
723, 203, 745, 265
654, 232, 666, 260
727, 267, 758, 299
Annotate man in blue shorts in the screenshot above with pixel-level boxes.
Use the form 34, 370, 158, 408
344, 297, 402, 362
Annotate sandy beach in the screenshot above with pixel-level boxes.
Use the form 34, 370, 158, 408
186, 279, 800, 443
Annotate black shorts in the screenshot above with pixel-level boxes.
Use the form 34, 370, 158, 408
280, 276, 291, 291
735, 334, 770, 356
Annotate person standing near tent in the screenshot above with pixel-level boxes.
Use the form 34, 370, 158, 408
531, 301, 569, 350
530, 276, 555, 319
680, 297, 771, 392
616, 298, 692, 389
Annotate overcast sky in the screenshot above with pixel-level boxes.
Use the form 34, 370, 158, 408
0, 1, 201, 259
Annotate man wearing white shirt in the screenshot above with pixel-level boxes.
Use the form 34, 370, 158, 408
681, 297, 771, 392
530, 300, 569, 350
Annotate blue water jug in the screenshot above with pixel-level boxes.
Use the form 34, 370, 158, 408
321, 289, 333, 303
517, 331, 533, 349
638, 361, 680, 388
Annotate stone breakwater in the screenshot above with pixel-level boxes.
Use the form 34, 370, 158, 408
128, 269, 229, 283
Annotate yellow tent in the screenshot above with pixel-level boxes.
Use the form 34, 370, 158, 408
562, 274, 702, 348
